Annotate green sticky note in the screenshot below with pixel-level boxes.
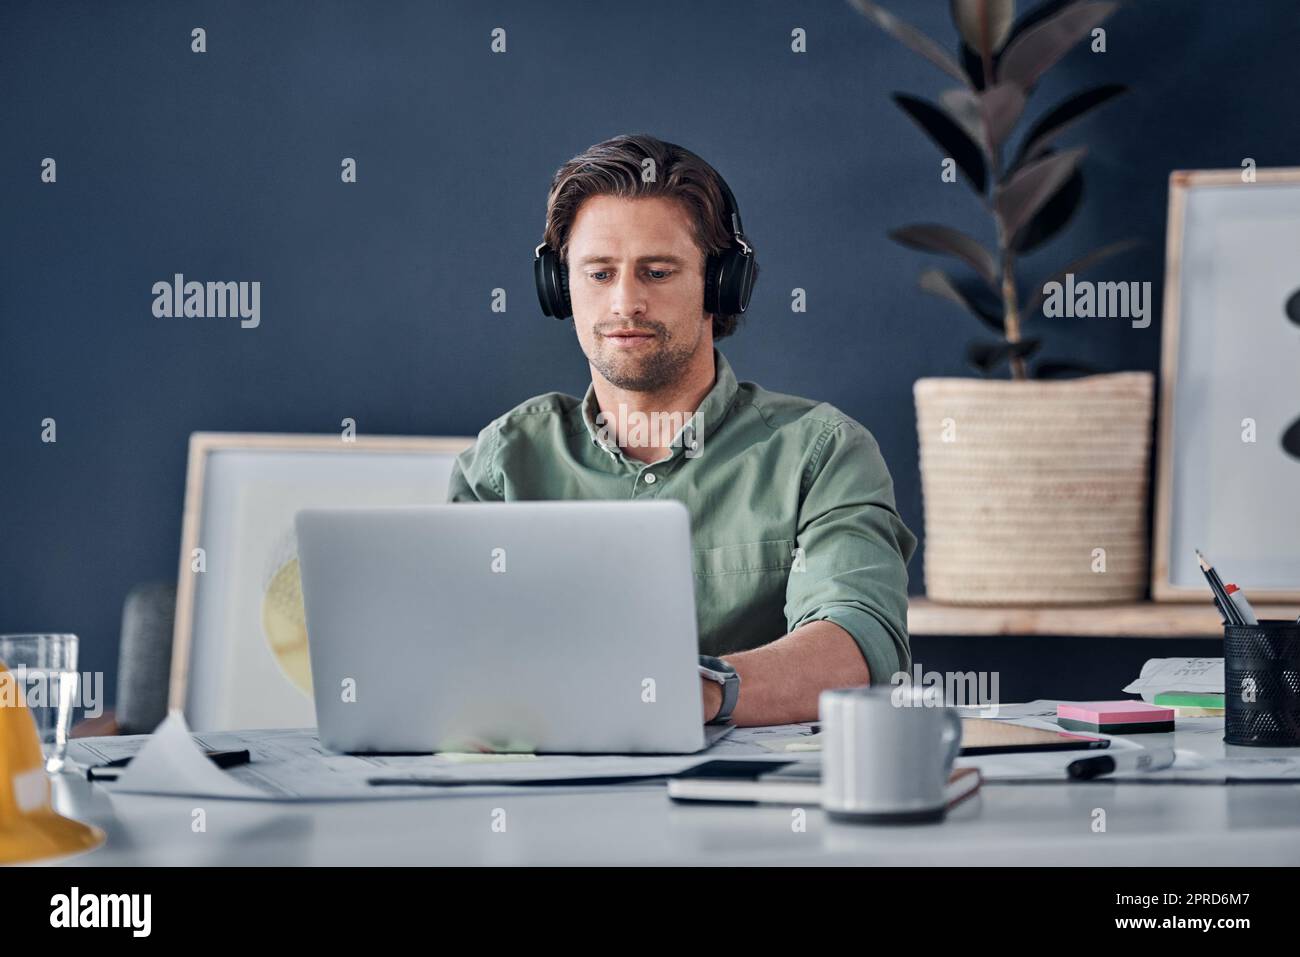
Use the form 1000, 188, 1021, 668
1154, 692, 1224, 707
439, 752, 540, 764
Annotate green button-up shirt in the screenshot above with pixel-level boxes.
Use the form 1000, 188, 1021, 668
447, 349, 917, 684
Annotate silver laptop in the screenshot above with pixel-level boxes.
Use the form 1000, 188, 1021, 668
295, 501, 731, 754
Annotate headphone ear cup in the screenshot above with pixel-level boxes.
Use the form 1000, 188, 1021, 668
559, 260, 572, 317
703, 254, 722, 316
533, 245, 573, 320
711, 248, 756, 317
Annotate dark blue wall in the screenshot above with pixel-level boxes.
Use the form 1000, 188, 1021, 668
4, 1, 1298, 707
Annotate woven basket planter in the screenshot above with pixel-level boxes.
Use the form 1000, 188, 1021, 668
914, 372, 1155, 605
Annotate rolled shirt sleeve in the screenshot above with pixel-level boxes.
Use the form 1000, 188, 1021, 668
785, 417, 918, 685
447, 423, 504, 503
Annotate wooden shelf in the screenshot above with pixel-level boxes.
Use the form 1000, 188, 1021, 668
908, 598, 1300, 638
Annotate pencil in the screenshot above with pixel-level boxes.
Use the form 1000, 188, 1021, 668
1195, 549, 1244, 627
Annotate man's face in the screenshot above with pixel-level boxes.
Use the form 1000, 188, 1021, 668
565, 194, 712, 392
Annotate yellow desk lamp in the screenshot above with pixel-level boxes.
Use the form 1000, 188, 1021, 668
0, 660, 104, 864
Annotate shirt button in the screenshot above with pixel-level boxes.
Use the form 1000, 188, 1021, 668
643, 473, 657, 485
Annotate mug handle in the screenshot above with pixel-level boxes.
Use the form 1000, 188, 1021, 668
941, 708, 963, 774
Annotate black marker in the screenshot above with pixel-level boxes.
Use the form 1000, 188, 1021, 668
1068, 747, 1175, 780
87, 748, 250, 781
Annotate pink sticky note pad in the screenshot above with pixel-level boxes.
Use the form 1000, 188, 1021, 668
1058, 701, 1175, 724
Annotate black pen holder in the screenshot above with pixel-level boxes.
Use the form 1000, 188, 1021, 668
1224, 620, 1300, 747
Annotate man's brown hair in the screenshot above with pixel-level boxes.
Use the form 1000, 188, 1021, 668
542, 133, 757, 340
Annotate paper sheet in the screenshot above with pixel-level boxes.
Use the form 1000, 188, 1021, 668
954, 699, 1064, 721
64, 712, 801, 802
1123, 658, 1225, 701
727, 722, 822, 753
107, 712, 265, 798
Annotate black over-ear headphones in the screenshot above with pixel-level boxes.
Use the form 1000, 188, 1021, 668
533, 141, 757, 321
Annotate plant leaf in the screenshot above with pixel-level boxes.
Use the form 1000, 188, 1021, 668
939, 88, 986, 150
966, 340, 1010, 374
978, 83, 1027, 148
889, 224, 998, 288
1034, 358, 1102, 379
850, 0, 971, 85
1025, 237, 1143, 314
941, 83, 1026, 154
995, 145, 1086, 239
951, 0, 1016, 58
1011, 164, 1082, 253
959, 42, 987, 90
966, 337, 1041, 374
893, 93, 988, 193
1002, 0, 1078, 47
962, 0, 1074, 89
997, 1, 1118, 92
919, 268, 1004, 332
1009, 338, 1042, 358
1015, 84, 1128, 165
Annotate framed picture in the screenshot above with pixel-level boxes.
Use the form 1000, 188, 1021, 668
170, 432, 473, 731
1152, 167, 1300, 601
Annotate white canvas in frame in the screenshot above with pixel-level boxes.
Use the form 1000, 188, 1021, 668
1153, 168, 1300, 601
171, 433, 472, 731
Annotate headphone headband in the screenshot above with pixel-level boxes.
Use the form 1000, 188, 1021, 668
661, 140, 750, 255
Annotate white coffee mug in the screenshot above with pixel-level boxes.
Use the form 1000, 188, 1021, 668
819, 685, 962, 823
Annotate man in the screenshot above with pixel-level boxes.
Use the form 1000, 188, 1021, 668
449, 133, 916, 726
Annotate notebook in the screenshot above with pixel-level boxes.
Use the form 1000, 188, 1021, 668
666, 760, 982, 808
763, 718, 1109, 755
958, 717, 1110, 754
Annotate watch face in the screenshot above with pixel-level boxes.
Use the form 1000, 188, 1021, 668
699, 655, 736, 675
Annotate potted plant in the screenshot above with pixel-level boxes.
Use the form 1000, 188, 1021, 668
852, 0, 1154, 604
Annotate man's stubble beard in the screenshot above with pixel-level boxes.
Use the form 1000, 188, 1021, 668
587, 319, 706, 393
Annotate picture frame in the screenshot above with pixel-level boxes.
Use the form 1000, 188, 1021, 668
170, 431, 473, 731
1152, 167, 1300, 601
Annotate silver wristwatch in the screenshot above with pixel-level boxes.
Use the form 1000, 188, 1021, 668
698, 654, 740, 724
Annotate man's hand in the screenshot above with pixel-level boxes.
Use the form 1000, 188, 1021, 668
700, 676, 723, 722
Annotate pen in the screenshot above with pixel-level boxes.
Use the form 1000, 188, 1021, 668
1067, 747, 1176, 780
1225, 583, 1259, 626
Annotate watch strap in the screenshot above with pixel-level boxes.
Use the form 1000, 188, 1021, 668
698, 655, 740, 724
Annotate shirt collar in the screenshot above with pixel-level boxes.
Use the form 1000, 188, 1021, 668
580, 348, 740, 459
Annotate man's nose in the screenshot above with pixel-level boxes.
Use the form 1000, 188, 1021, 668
610, 271, 647, 317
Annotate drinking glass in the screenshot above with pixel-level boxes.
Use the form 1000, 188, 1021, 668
0, 634, 80, 772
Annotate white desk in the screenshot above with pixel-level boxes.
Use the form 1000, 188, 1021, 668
50, 722, 1300, 866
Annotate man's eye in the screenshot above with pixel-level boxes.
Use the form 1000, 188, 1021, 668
648, 269, 673, 280
589, 271, 611, 282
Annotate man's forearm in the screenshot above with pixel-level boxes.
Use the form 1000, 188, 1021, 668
704, 619, 872, 727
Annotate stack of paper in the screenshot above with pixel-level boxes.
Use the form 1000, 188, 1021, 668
1122, 658, 1224, 703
